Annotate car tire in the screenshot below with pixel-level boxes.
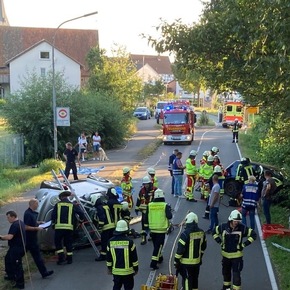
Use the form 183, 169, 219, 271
224, 180, 239, 198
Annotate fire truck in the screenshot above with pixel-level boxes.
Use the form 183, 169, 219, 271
221, 101, 244, 128
158, 100, 196, 145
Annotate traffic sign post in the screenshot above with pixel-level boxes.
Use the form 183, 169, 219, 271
56, 107, 70, 126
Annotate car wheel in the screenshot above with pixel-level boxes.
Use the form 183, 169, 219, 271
224, 180, 239, 198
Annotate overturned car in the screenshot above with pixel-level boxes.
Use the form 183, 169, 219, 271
35, 174, 116, 251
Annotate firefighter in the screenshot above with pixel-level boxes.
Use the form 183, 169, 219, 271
121, 167, 134, 210
147, 167, 159, 188
144, 189, 172, 270
51, 190, 84, 265
185, 150, 198, 202
210, 146, 219, 157
213, 209, 257, 290
120, 201, 140, 239
91, 193, 115, 262
135, 176, 157, 245
203, 165, 225, 219
200, 151, 209, 165
106, 220, 139, 290
174, 212, 207, 290
199, 155, 214, 200
232, 118, 239, 143
106, 187, 122, 226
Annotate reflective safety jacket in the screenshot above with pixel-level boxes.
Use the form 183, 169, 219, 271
199, 163, 214, 180
121, 175, 133, 196
175, 223, 207, 266
213, 222, 257, 259
95, 204, 115, 231
52, 198, 84, 230
107, 198, 122, 225
135, 184, 157, 213
144, 199, 172, 233
232, 122, 239, 133
185, 158, 198, 176
236, 164, 254, 183
106, 234, 138, 275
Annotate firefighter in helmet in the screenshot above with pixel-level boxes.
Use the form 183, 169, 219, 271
199, 155, 214, 200
185, 150, 199, 202
213, 209, 257, 290
106, 187, 122, 226
135, 176, 157, 245
51, 190, 84, 265
147, 167, 159, 188
232, 118, 240, 143
121, 167, 134, 210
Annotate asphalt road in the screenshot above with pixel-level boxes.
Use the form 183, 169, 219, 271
0, 117, 279, 290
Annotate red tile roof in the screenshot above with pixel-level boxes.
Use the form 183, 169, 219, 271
0, 26, 99, 76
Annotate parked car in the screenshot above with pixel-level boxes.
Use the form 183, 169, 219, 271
224, 160, 284, 198
35, 174, 115, 251
133, 107, 151, 120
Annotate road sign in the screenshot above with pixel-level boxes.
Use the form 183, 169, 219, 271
56, 107, 70, 126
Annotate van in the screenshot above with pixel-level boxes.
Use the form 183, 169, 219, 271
154, 101, 168, 119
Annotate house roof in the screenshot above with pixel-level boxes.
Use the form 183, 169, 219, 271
0, 26, 98, 75
5, 39, 83, 68
130, 54, 172, 75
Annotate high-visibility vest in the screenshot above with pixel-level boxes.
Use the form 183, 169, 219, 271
185, 158, 198, 175
148, 202, 169, 233
55, 202, 74, 230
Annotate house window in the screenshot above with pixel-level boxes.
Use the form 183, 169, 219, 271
40, 68, 46, 77
40, 51, 50, 59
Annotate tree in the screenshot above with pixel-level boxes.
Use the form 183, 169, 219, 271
3, 72, 130, 163
86, 46, 143, 113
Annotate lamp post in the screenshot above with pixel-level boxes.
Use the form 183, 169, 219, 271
52, 11, 98, 159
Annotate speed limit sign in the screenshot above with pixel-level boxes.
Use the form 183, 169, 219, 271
56, 107, 70, 126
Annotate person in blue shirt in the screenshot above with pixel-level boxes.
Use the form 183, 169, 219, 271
241, 176, 260, 230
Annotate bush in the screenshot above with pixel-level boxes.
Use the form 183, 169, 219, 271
197, 110, 209, 126
38, 159, 65, 174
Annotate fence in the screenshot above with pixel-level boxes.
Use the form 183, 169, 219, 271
0, 134, 24, 166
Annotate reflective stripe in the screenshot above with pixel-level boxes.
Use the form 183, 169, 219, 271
55, 202, 73, 230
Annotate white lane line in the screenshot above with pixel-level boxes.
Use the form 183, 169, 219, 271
236, 143, 279, 290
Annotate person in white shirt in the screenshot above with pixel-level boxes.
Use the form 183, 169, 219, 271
78, 132, 87, 162
92, 131, 101, 160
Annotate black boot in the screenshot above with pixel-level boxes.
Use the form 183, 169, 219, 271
140, 233, 147, 245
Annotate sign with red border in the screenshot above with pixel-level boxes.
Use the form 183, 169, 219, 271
56, 107, 70, 126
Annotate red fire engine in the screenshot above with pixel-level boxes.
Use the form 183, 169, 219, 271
158, 100, 196, 145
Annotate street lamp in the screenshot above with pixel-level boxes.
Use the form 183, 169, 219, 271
52, 11, 98, 159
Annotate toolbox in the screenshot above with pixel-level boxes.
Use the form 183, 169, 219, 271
141, 274, 178, 290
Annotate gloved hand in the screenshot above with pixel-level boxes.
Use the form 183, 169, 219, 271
135, 210, 139, 216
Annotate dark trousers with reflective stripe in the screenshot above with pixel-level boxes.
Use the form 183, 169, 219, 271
222, 257, 243, 289
54, 229, 73, 262
180, 264, 200, 290
100, 228, 114, 256
113, 274, 134, 290
150, 232, 165, 267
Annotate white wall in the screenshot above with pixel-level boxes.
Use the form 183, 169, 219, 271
9, 42, 81, 93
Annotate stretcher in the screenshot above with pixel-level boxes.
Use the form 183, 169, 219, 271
141, 274, 178, 290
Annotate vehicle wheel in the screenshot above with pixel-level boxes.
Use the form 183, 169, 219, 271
224, 180, 239, 198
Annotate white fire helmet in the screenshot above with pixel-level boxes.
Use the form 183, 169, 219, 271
147, 167, 155, 175
228, 210, 242, 221
214, 165, 222, 173
154, 189, 164, 198
142, 176, 151, 184
115, 220, 129, 232
190, 150, 197, 156
185, 212, 198, 224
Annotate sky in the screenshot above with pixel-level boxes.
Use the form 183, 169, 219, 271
4, 0, 204, 56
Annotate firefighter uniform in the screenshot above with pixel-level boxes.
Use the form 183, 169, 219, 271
213, 210, 257, 290
121, 167, 134, 210
144, 189, 172, 270
232, 119, 239, 143
51, 190, 84, 265
147, 167, 159, 188
107, 220, 138, 290
135, 176, 157, 245
174, 212, 207, 290
199, 157, 214, 199
91, 194, 115, 261
106, 187, 123, 226
185, 150, 198, 202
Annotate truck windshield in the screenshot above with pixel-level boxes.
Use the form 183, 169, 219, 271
164, 113, 188, 124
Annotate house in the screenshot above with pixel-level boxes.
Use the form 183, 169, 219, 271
130, 54, 176, 93
0, 25, 99, 97
6, 39, 82, 93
